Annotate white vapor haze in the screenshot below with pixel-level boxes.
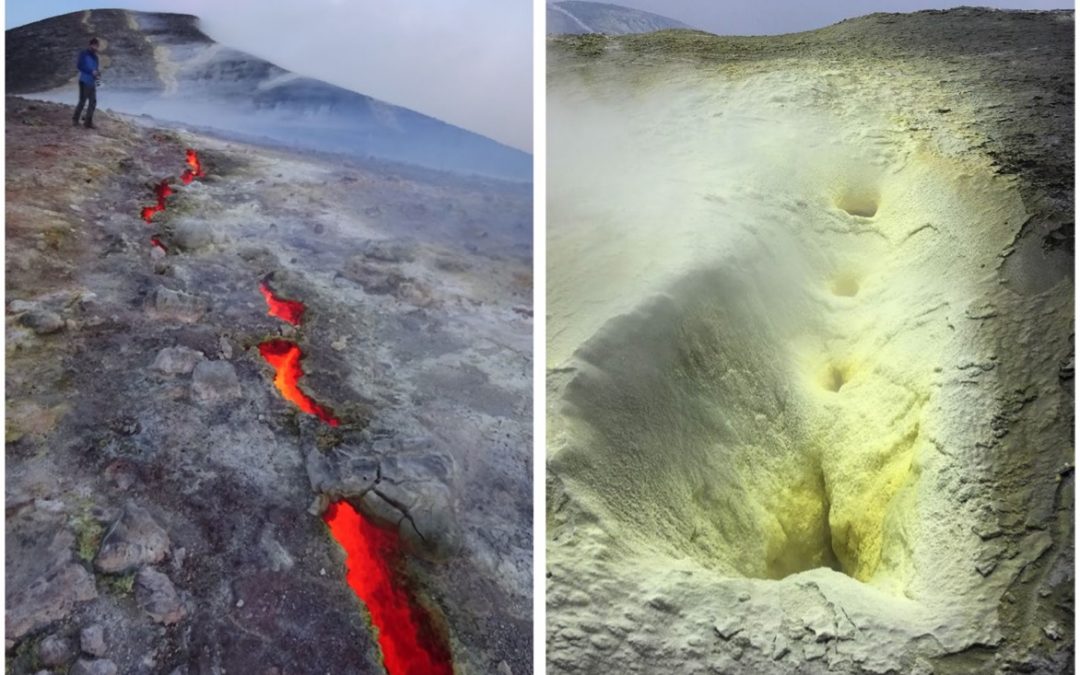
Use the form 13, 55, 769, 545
7, 0, 533, 152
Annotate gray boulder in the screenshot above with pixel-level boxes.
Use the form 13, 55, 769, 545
38, 634, 74, 667
151, 346, 205, 375
8, 299, 39, 314
152, 287, 207, 322
80, 624, 106, 657
307, 441, 460, 559
94, 502, 170, 574
18, 310, 64, 335
359, 238, 417, 263
135, 568, 186, 625
69, 658, 118, 675
171, 219, 215, 252
6, 562, 97, 642
191, 360, 241, 403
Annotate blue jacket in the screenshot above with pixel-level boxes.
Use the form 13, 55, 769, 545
77, 49, 98, 86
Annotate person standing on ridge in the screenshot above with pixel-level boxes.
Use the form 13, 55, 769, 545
74, 37, 100, 129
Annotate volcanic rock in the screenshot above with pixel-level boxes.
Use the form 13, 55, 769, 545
18, 310, 64, 334
152, 287, 207, 322
6, 400, 68, 442
713, 616, 742, 641
39, 633, 75, 667
135, 567, 187, 625
305, 446, 379, 496
69, 658, 118, 675
80, 624, 107, 657
342, 258, 410, 295
171, 219, 217, 252
307, 442, 461, 558
258, 526, 296, 572
191, 360, 241, 403
434, 256, 471, 273
358, 238, 417, 263
377, 453, 460, 556
8, 299, 39, 313
5, 527, 99, 645
151, 346, 205, 375
6, 560, 97, 642
94, 502, 170, 574
1044, 621, 1063, 641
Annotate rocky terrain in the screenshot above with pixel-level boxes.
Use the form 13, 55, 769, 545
547, 2, 692, 35
5, 93, 532, 674
547, 8, 1072, 674
7, 9, 530, 181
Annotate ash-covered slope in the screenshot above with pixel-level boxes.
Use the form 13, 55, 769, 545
547, 1, 692, 35
5, 96, 532, 674
548, 8, 1072, 675
7, 9, 531, 181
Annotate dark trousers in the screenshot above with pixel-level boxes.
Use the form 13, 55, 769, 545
74, 81, 96, 125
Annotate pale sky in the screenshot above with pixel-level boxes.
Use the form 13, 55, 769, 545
604, 0, 1073, 35
6, 0, 533, 152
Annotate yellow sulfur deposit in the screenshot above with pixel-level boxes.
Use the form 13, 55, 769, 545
547, 11, 1072, 673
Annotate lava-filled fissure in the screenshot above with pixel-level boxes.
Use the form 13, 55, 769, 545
257, 339, 340, 426
138, 149, 205, 224
259, 279, 306, 326
323, 500, 453, 675
181, 148, 205, 184
140, 205, 161, 223
141, 179, 173, 222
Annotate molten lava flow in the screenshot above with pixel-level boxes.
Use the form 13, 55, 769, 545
259, 280, 305, 326
141, 180, 173, 222
154, 179, 173, 206
323, 501, 453, 675
258, 339, 340, 426
141, 205, 162, 222
150, 236, 167, 253
181, 148, 206, 184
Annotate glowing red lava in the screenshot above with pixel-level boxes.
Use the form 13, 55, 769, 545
150, 236, 167, 253
323, 500, 453, 675
259, 280, 305, 326
181, 148, 206, 184
141, 180, 173, 222
155, 179, 173, 205
141, 205, 162, 223
257, 339, 340, 426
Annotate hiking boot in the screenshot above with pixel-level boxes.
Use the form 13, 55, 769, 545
84, 122, 96, 129
73, 117, 80, 126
